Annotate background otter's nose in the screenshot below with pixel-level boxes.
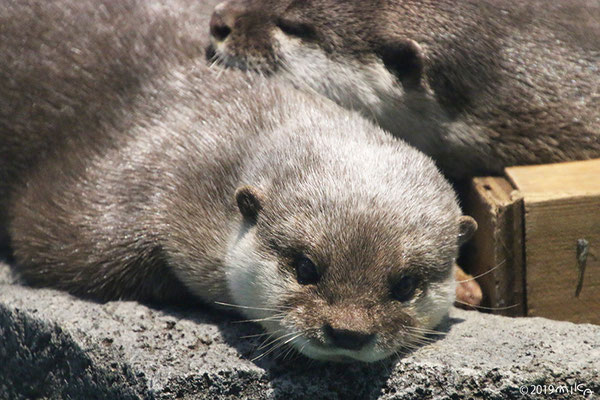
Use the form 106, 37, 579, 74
210, 1, 242, 42
210, 12, 231, 41
324, 324, 374, 351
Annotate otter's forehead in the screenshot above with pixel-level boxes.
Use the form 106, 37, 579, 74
258, 191, 459, 275
250, 130, 460, 256
276, 0, 381, 54
215, 0, 384, 60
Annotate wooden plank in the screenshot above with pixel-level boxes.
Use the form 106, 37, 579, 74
507, 160, 600, 324
518, 196, 600, 324
506, 159, 600, 201
461, 177, 526, 316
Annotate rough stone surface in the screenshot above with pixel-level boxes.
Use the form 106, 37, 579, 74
1, 262, 599, 400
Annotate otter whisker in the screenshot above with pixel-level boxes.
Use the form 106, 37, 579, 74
256, 330, 301, 351
455, 259, 507, 283
280, 343, 299, 361
208, 57, 221, 70
403, 335, 436, 346
407, 326, 447, 336
409, 337, 436, 346
232, 313, 287, 324
453, 299, 520, 311
400, 330, 439, 347
256, 334, 277, 350
298, 341, 309, 356
252, 332, 303, 362
215, 62, 227, 78
259, 328, 312, 357
240, 328, 287, 340
404, 341, 426, 350
213, 301, 290, 313
404, 330, 435, 340
406, 330, 445, 337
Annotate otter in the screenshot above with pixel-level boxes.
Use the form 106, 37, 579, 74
0, 0, 477, 362
207, 0, 600, 179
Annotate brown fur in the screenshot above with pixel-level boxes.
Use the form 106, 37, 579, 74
0, 0, 475, 360
0, 0, 227, 302
0, 0, 212, 245
208, 0, 600, 178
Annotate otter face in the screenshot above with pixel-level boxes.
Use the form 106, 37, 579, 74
225, 185, 476, 362
207, 0, 428, 126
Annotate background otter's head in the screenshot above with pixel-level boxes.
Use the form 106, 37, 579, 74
206, 0, 448, 157
222, 120, 476, 362
208, 0, 426, 107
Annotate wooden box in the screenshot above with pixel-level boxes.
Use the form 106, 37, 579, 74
462, 159, 600, 324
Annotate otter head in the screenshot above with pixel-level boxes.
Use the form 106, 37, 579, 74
224, 136, 477, 362
207, 0, 429, 127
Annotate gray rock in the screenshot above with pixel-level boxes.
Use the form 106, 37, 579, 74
1, 262, 598, 400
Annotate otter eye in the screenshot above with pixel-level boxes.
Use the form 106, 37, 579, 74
391, 276, 418, 302
276, 19, 316, 40
294, 255, 319, 285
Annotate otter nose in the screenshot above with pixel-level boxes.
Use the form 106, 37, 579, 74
210, 11, 232, 41
210, 1, 243, 42
324, 324, 374, 351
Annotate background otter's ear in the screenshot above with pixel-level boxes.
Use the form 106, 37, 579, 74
235, 186, 263, 223
378, 39, 424, 90
458, 216, 477, 246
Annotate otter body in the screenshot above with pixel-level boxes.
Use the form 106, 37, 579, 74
0, 0, 210, 240
0, 0, 475, 361
209, 0, 600, 178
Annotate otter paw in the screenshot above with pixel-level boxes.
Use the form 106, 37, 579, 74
454, 266, 483, 308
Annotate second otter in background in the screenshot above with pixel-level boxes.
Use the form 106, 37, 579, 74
208, 0, 600, 179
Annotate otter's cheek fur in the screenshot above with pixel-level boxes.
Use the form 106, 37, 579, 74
224, 227, 293, 322
269, 31, 454, 156
413, 269, 457, 330
225, 229, 316, 357
272, 31, 403, 119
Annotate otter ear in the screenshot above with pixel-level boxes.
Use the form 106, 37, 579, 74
458, 216, 477, 246
235, 186, 263, 223
378, 39, 424, 90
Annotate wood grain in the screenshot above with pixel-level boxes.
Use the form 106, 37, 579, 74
506, 160, 600, 324
506, 159, 600, 201
461, 177, 526, 316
